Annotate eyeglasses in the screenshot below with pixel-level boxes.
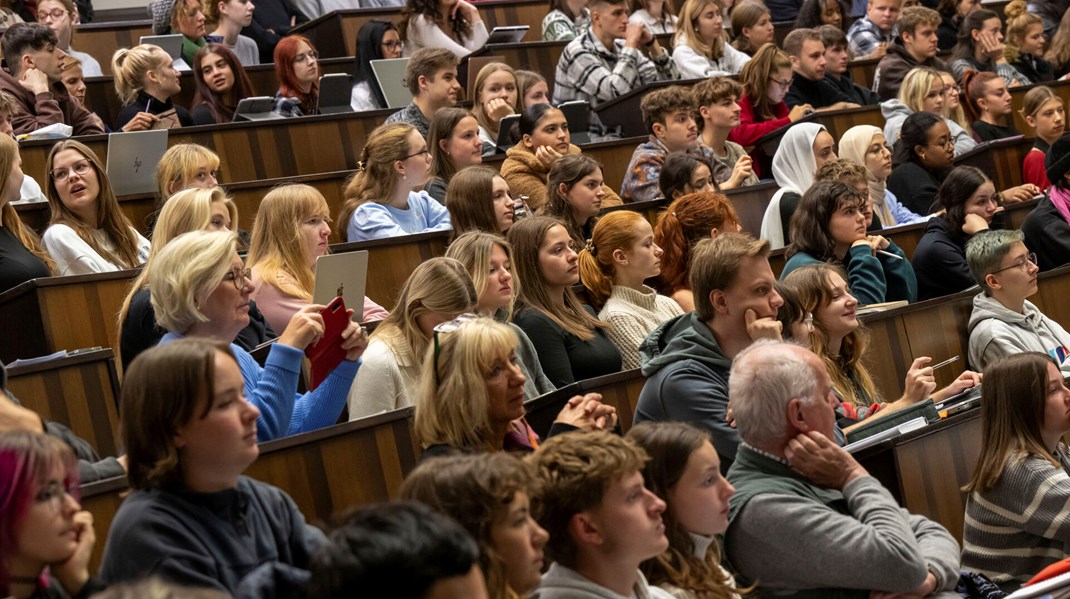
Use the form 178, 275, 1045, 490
432, 313, 481, 384
222, 267, 252, 290
990, 252, 1038, 275
293, 50, 318, 65
50, 160, 92, 182
382, 40, 405, 52
37, 8, 70, 21
926, 137, 954, 149
35, 481, 78, 510
402, 147, 431, 160
769, 77, 792, 88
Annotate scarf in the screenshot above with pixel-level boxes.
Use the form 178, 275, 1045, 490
839, 125, 897, 226
1050, 184, 1070, 227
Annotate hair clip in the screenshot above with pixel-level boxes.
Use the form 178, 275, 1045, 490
355, 160, 367, 173
584, 239, 596, 255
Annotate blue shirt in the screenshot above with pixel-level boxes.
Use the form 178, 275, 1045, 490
346, 190, 452, 242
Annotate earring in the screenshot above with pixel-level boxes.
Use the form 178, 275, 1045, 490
402, 174, 407, 181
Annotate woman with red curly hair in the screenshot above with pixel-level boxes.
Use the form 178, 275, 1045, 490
273, 35, 320, 117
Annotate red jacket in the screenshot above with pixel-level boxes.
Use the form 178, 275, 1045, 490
1023, 147, 1052, 191
728, 95, 791, 179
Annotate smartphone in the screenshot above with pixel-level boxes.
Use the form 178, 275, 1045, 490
305, 296, 349, 390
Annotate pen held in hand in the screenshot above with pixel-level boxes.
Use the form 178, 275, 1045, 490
931, 355, 960, 370
877, 249, 904, 260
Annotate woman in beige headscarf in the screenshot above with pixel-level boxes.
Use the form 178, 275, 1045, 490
839, 125, 930, 228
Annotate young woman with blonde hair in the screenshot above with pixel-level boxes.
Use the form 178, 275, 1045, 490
881, 66, 976, 156
348, 257, 477, 420
508, 216, 621, 386
1020, 85, 1065, 189
542, 154, 606, 249
578, 210, 683, 369
672, 0, 750, 78
112, 44, 192, 131
0, 135, 52, 293
653, 191, 740, 312
42, 139, 150, 275
340, 122, 451, 242
938, 71, 972, 138
471, 62, 520, 151
155, 143, 220, 204
424, 107, 484, 203
445, 166, 519, 236
515, 70, 550, 109
247, 184, 388, 334
1003, 0, 1054, 84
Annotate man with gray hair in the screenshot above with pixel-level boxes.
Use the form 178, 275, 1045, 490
725, 340, 961, 598
966, 229, 1070, 376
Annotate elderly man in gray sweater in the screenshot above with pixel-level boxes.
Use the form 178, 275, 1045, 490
724, 341, 961, 598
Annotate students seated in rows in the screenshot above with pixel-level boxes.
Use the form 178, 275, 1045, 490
950, 9, 1028, 84
348, 258, 475, 420
0, 23, 102, 136
882, 67, 975, 157
694, 77, 757, 190
272, 35, 320, 117
243, 0, 307, 65
653, 191, 740, 311
204, 0, 259, 66
190, 44, 255, 125
725, 341, 962, 598
760, 122, 837, 248
472, 62, 520, 152
56, 58, 89, 119
1023, 136, 1070, 270
631, 0, 679, 34
847, 0, 899, 58
544, 155, 607, 247
966, 231, 1070, 378
42, 140, 150, 276
99, 338, 332, 593
0, 431, 102, 599
819, 25, 879, 105
351, 20, 404, 112
782, 180, 917, 304
509, 216, 622, 386
339, 123, 451, 242
873, 6, 946, 101
963, 70, 1019, 142
36, 0, 101, 76
729, 0, 774, 57
784, 29, 861, 111
529, 431, 675, 599
501, 104, 622, 211
621, 86, 704, 203
155, 143, 220, 206
627, 422, 743, 598
446, 166, 519, 236
517, 70, 550, 109
553, 0, 680, 139
730, 43, 813, 178
671, 0, 750, 78
887, 112, 955, 215
385, 47, 460, 139
425, 108, 483, 203
813, 159, 882, 229
247, 184, 388, 334
113, 44, 192, 131
1003, 0, 1054, 84
400, 454, 549, 598
657, 152, 716, 201
400, 0, 488, 58
542, 0, 591, 41
839, 124, 929, 227
792, 0, 849, 31
579, 210, 684, 369
445, 231, 556, 397
636, 233, 783, 473
1021, 86, 1065, 190
965, 353, 1070, 592
147, 0, 208, 65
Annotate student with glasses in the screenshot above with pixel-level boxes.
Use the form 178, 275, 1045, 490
35, 0, 101, 76
272, 34, 319, 117
839, 124, 929, 227
351, 20, 404, 112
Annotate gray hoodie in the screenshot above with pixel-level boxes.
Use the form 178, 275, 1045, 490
881, 99, 977, 157
967, 293, 1070, 376
634, 313, 739, 472
531, 563, 675, 599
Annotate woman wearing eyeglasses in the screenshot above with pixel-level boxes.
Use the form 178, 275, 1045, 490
838, 125, 929, 228
339, 122, 451, 242
0, 431, 102, 599
147, 230, 367, 441
272, 35, 320, 117
36, 0, 102, 76
42, 140, 150, 276
351, 20, 404, 112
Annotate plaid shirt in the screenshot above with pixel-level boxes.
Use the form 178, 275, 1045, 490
621, 137, 714, 202
847, 16, 897, 57
553, 30, 679, 137
384, 101, 430, 139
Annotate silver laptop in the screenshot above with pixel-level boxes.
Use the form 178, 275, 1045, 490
485, 25, 529, 44
317, 73, 354, 115
370, 58, 412, 109
139, 34, 191, 72
313, 251, 369, 322
106, 129, 168, 196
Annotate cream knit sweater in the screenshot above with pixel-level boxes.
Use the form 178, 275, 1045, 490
599, 284, 684, 370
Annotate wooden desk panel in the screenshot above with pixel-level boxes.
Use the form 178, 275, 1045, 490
956, 135, 1033, 190
75, 20, 153, 76
577, 369, 645, 432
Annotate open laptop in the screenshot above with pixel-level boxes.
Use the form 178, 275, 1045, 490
139, 34, 191, 72
232, 96, 284, 121
317, 73, 354, 115
313, 251, 369, 322
485, 25, 529, 44
370, 58, 412, 109
105, 129, 168, 196
558, 100, 591, 146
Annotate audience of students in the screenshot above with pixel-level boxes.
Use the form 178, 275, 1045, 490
36, 0, 101, 76
400, 0, 489, 57
784, 28, 860, 111
542, 0, 591, 41
873, 5, 946, 100
847, 0, 900, 59
351, 20, 404, 112
950, 9, 1028, 85
622, 86, 705, 203
962, 70, 1019, 142
882, 66, 976, 155
631, 0, 679, 34
729, 0, 774, 56
671, 0, 750, 78
813, 158, 882, 229
272, 35, 320, 117
653, 190, 740, 311
839, 124, 929, 226
657, 152, 717, 201
0, 23, 104, 136
508, 216, 622, 386
446, 166, 519, 236
203, 0, 258, 67
818, 25, 880, 105
42, 140, 150, 276
1003, 0, 1055, 85
578, 210, 684, 369
760, 122, 837, 248
190, 43, 255, 125
471, 62, 520, 151
339, 122, 451, 242
792, 0, 849, 31
1020, 85, 1065, 190
113, 43, 192, 130
693, 77, 757, 189
147, 0, 208, 64
516, 69, 550, 108
385, 47, 460, 138
425, 107, 483, 203
1023, 136, 1070, 270
348, 257, 475, 420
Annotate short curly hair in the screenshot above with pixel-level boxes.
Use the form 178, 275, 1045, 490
640, 85, 696, 135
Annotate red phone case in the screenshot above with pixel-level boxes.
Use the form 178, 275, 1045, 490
305, 296, 349, 390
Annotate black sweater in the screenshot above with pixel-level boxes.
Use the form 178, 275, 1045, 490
972, 120, 1020, 142
825, 72, 879, 106
0, 225, 50, 294
115, 90, 193, 131
1022, 194, 1070, 271
911, 216, 978, 300
887, 161, 945, 216
513, 305, 622, 387
785, 73, 853, 109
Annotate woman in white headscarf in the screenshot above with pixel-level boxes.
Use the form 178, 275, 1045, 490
759, 122, 837, 249
839, 125, 931, 228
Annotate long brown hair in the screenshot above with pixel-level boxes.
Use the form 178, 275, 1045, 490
445, 166, 503, 236
786, 180, 868, 262
543, 153, 602, 248
429, 107, 478, 184
738, 43, 791, 121
399, 0, 473, 44
191, 43, 256, 123
653, 191, 739, 295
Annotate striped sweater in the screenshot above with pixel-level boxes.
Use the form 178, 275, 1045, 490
961, 446, 1070, 589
